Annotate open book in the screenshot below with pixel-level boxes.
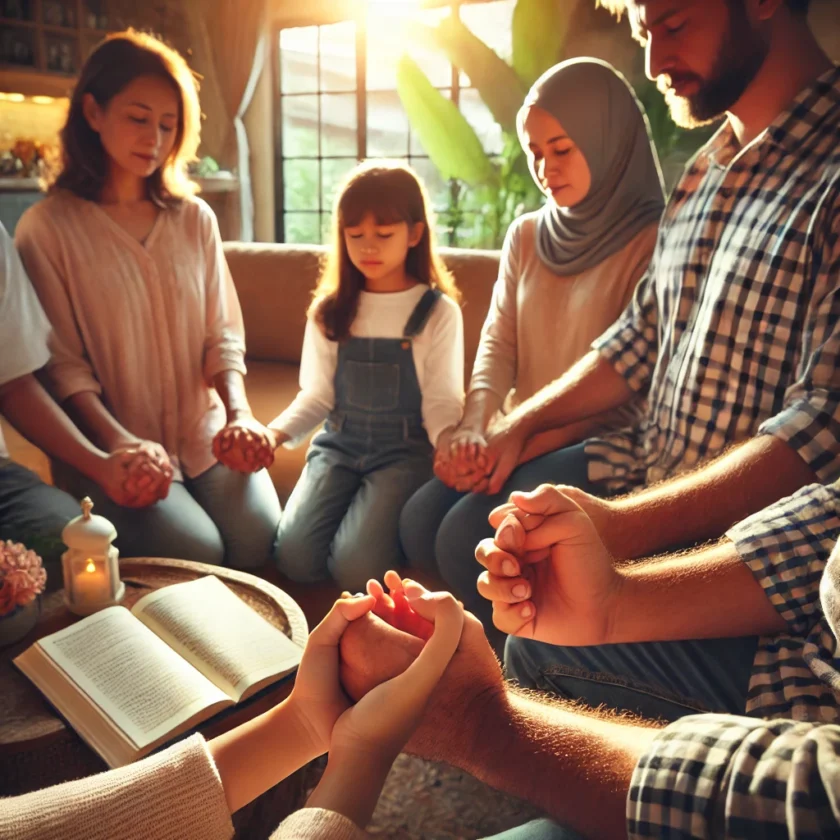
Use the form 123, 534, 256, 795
15, 575, 304, 769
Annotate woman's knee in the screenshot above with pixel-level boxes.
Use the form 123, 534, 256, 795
161, 524, 226, 567
329, 534, 393, 592
435, 496, 493, 588
274, 523, 329, 583
398, 489, 438, 572
222, 506, 281, 570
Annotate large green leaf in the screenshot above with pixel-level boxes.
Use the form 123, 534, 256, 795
415, 15, 526, 133
396, 55, 496, 187
511, 0, 569, 87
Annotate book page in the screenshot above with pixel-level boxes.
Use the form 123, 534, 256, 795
38, 606, 231, 748
133, 575, 303, 700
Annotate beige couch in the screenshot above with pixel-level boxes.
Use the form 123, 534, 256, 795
3, 243, 500, 504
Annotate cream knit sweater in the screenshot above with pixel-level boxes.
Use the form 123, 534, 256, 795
0, 734, 367, 840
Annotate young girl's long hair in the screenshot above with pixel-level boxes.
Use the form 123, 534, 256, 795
48, 29, 200, 207
311, 160, 460, 341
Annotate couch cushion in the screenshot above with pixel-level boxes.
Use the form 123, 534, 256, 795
224, 242, 327, 365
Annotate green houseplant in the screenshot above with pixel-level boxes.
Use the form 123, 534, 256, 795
395, 0, 569, 247
396, 0, 713, 248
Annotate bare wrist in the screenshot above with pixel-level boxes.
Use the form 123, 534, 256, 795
227, 407, 253, 424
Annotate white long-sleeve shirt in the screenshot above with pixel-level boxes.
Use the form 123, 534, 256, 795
271, 285, 464, 448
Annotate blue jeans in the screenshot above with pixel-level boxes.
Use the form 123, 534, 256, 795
62, 463, 281, 569
484, 819, 582, 840
505, 633, 759, 722
401, 443, 597, 643
0, 459, 81, 591
275, 430, 432, 592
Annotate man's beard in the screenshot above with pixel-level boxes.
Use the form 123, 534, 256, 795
659, 4, 769, 128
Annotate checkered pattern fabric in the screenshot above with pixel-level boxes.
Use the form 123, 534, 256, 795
628, 714, 840, 838
728, 482, 840, 722
586, 66, 840, 493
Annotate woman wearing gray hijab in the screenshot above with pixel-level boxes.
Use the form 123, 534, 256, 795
401, 58, 665, 642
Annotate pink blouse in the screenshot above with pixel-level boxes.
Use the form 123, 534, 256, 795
15, 192, 246, 479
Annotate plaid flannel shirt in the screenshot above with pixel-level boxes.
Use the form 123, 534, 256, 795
728, 481, 840, 722
628, 714, 840, 838
586, 65, 840, 494
628, 480, 840, 837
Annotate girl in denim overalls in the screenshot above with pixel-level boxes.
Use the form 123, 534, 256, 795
268, 161, 464, 591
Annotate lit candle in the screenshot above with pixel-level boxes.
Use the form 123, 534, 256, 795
71, 559, 110, 606
61, 497, 124, 615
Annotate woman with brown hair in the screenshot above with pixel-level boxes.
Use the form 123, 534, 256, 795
15, 31, 281, 568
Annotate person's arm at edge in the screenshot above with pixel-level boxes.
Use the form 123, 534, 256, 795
0, 373, 111, 482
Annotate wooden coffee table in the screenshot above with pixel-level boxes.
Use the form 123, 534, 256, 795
0, 557, 311, 839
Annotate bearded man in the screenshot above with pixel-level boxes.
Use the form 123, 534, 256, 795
432, 0, 840, 719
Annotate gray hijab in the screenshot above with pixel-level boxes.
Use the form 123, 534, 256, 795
518, 58, 665, 276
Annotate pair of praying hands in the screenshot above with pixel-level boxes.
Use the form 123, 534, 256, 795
212, 413, 278, 474
474, 483, 622, 646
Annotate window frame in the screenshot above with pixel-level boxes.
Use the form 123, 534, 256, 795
271, 0, 503, 245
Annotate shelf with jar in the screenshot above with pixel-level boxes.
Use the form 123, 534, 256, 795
0, 0, 114, 85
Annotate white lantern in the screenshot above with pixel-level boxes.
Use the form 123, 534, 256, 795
61, 497, 124, 616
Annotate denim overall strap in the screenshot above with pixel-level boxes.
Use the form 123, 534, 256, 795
403, 288, 442, 338
328, 290, 441, 443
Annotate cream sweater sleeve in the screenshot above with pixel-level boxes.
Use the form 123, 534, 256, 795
0, 734, 233, 840
468, 217, 521, 401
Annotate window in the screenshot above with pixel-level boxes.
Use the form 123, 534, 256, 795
276, 0, 516, 247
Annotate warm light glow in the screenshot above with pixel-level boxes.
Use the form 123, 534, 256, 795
32, 95, 55, 105
365, 0, 425, 42
85, 560, 96, 573
0, 92, 25, 102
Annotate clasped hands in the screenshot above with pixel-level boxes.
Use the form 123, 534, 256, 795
474, 483, 624, 646
434, 420, 528, 496
287, 572, 463, 769
213, 412, 278, 474
99, 440, 174, 508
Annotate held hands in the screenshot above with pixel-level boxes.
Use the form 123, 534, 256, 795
329, 580, 463, 764
475, 483, 621, 645
100, 440, 173, 508
434, 425, 491, 493
290, 577, 463, 762
212, 413, 277, 473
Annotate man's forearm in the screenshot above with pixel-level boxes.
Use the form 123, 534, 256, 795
608, 435, 818, 558
610, 539, 787, 643
501, 351, 633, 438
0, 375, 106, 480
458, 689, 659, 839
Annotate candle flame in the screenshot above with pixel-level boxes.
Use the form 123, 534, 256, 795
85, 560, 96, 573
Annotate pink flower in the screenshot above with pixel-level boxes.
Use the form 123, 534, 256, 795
0, 540, 46, 617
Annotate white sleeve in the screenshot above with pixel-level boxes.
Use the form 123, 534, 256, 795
0, 222, 51, 386
269, 317, 337, 447
420, 296, 464, 447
